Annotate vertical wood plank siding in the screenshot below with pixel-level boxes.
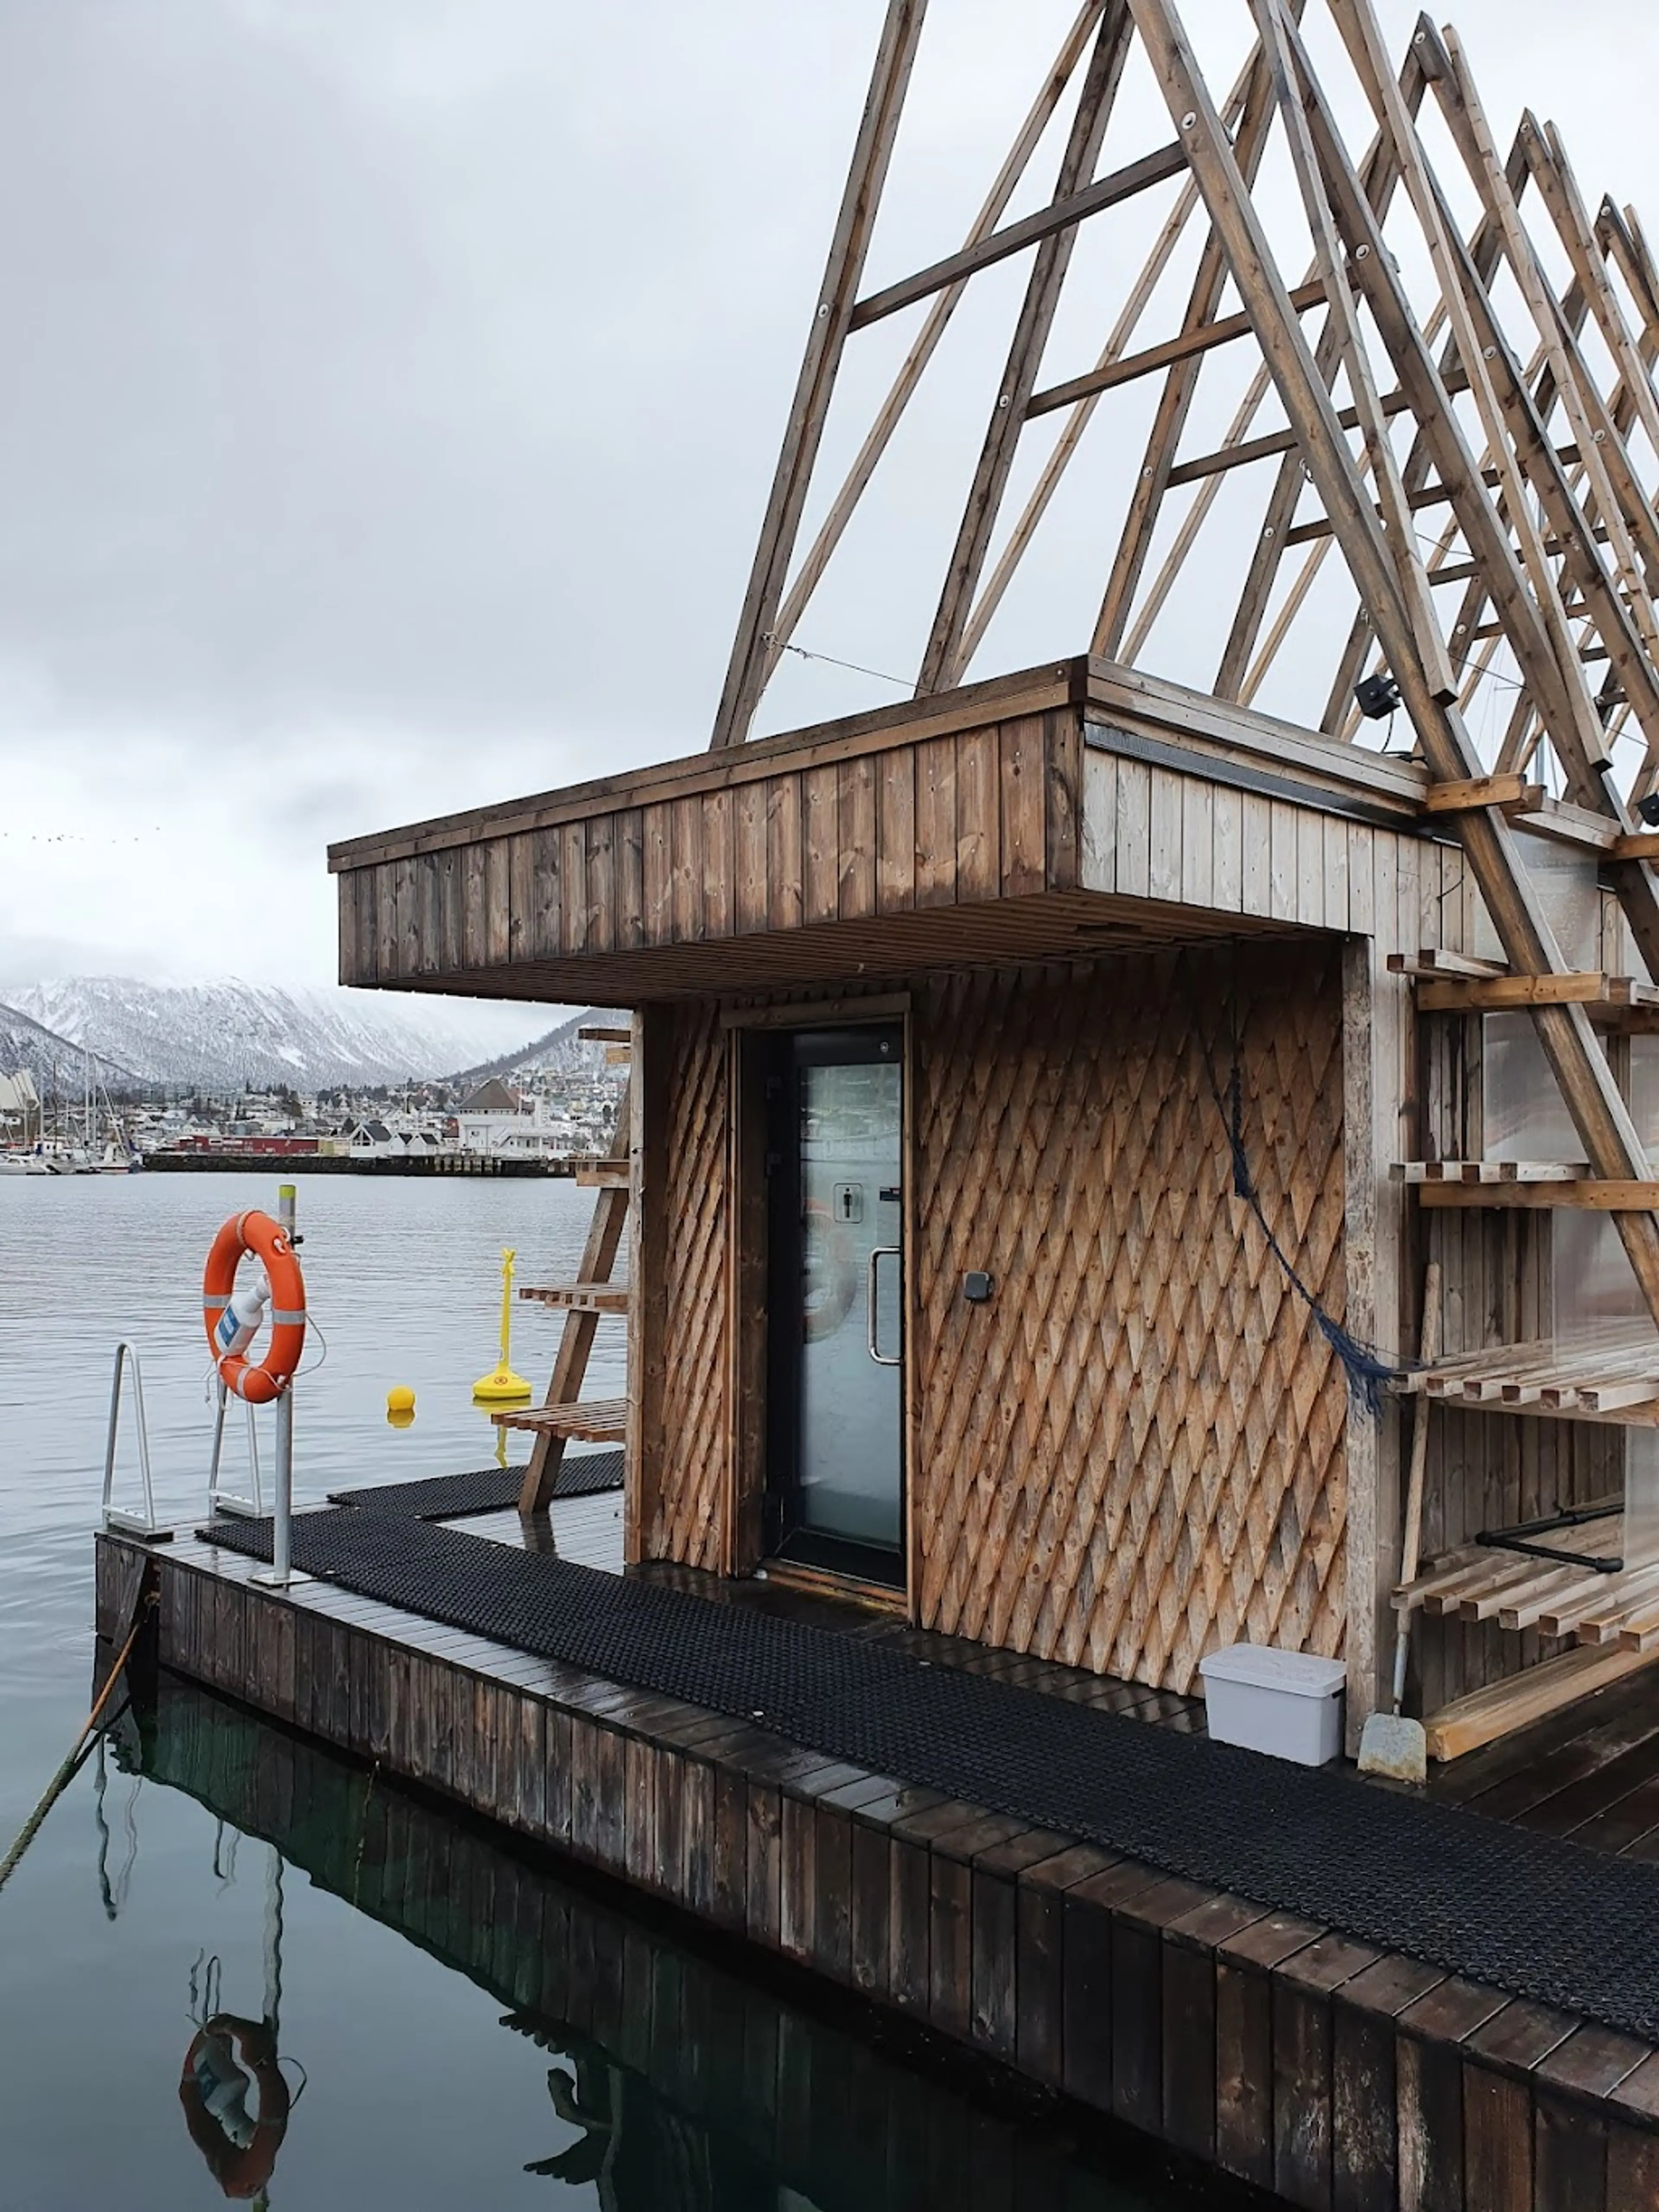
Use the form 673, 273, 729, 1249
340, 709, 1086, 988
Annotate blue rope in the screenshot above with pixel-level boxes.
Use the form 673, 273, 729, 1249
1207, 1049, 1398, 1422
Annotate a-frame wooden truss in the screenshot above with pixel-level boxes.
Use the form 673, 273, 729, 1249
709, 0, 1659, 1341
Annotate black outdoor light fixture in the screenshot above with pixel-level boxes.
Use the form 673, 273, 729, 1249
1354, 671, 1402, 720
1637, 791, 1659, 828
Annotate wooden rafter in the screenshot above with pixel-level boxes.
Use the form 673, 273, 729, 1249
1127, 0, 1659, 1327
702, 0, 1659, 1335
1089, 24, 1288, 663
764, 0, 1109, 691
708, 0, 926, 753
711, 1, 1659, 822
917, 3, 1135, 694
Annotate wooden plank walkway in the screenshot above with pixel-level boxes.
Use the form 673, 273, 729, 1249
96, 1528, 1659, 2211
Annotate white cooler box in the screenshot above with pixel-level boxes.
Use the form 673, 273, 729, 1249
1198, 1643, 1346, 1766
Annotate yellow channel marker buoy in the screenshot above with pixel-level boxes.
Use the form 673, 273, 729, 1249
473, 1247, 534, 1404
386, 1385, 416, 1416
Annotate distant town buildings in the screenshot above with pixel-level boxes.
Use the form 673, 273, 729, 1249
99, 1053, 624, 1168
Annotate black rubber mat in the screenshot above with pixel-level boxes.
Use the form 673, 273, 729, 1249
199, 1505, 1659, 2043
328, 1450, 623, 1520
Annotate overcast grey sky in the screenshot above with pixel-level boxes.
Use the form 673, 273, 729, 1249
1, 0, 1655, 991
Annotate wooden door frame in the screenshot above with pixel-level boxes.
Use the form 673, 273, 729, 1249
721, 995, 915, 1608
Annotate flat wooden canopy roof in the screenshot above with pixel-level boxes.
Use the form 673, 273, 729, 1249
330, 654, 1432, 1005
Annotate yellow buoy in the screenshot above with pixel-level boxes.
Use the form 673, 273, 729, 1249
386, 1385, 416, 1416
473, 1247, 534, 1404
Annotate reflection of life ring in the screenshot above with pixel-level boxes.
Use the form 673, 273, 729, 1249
202, 1211, 307, 1405
802, 1199, 857, 1342
179, 2014, 290, 2201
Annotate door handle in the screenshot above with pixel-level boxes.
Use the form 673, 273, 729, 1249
867, 1246, 903, 1366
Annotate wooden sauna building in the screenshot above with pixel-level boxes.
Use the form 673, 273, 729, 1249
327, 650, 1659, 1754
331, 658, 1424, 1731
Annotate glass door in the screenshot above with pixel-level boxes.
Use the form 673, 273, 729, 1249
764, 1023, 905, 1586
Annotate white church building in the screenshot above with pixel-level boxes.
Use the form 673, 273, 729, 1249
454, 1078, 577, 1161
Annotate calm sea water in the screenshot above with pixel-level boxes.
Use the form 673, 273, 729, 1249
0, 1172, 1252, 2210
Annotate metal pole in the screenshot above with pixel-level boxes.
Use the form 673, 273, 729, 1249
206, 1378, 228, 1515
271, 1182, 295, 1585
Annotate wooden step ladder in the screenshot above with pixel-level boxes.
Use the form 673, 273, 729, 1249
498, 1026, 632, 1514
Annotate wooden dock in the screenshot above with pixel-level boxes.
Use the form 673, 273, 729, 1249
98, 1526, 1659, 2212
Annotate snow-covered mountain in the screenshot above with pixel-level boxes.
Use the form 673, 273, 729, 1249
451, 1006, 615, 1084
0, 999, 134, 1092
8, 978, 562, 1091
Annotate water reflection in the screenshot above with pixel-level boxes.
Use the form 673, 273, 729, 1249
105, 1665, 1238, 2212
178, 2001, 291, 2204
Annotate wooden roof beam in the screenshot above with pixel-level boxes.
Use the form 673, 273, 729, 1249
1295, 65, 1610, 804
1596, 200, 1659, 354
918, 3, 1135, 693
1283, 449, 1589, 545
1141, 0, 1659, 1329
1316, 37, 1659, 984
708, 0, 927, 751
1316, 48, 1531, 735
1367, 18, 1594, 766
1524, 115, 1659, 468
765, 1, 1114, 692
1424, 27, 1659, 724
1120, 96, 1417, 681
850, 138, 1185, 329
1026, 279, 1327, 420
1217, 20, 1434, 704
1166, 388, 1411, 486
958, 42, 1263, 670
1411, 84, 1659, 798
1090, 17, 1290, 659
1251, 0, 1452, 700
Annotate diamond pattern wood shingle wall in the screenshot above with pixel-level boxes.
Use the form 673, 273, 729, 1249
909, 942, 1348, 1694
647, 1003, 728, 1569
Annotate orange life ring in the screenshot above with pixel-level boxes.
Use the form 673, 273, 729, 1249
202, 1211, 306, 1406
178, 2013, 290, 2200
